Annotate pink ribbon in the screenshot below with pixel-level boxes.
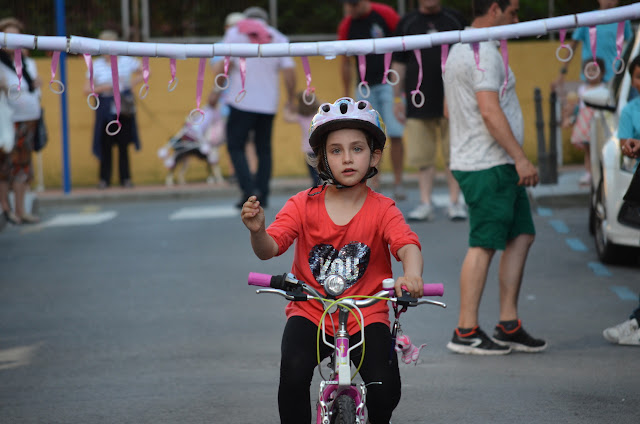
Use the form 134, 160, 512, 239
383, 52, 392, 84
142, 57, 150, 85
48, 51, 64, 93
195, 58, 206, 110
14, 49, 23, 92
500, 40, 509, 97
613, 21, 625, 74
472, 42, 485, 72
589, 26, 597, 64
440, 44, 449, 76
301, 56, 314, 94
358, 55, 367, 85
235, 57, 247, 102
83, 54, 95, 93
559, 29, 567, 48
223, 56, 230, 76
168, 58, 178, 91
411, 49, 425, 108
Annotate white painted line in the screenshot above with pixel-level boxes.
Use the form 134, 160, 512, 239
170, 205, 237, 221
42, 211, 118, 227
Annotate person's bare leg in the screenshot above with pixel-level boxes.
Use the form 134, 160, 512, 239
0, 181, 10, 213
445, 167, 461, 205
13, 180, 27, 218
458, 246, 495, 329
418, 165, 435, 204
498, 234, 535, 322
390, 136, 404, 186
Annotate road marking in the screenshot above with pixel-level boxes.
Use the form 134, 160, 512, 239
588, 261, 612, 277
170, 205, 237, 220
537, 207, 553, 217
566, 238, 587, 251
42, 211, 117, 227
550, 219, 569, 234
610, 285, 637, 301
0, 343, 41, 370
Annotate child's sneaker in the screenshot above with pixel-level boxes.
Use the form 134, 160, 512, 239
446, 327, 511, 355
492, 320, 547, 352
603, 318, 640, 345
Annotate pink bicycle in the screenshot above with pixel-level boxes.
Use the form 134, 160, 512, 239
248, 272, 446, 424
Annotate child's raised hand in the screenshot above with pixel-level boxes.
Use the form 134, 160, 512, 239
622, 138, 640, 158
394, 273, 424, 299
241, 196, 265, 233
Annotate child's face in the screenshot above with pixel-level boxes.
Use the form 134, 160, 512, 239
325, 128, 381, 186
632, 66, 640, 94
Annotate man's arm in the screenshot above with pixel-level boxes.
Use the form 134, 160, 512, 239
476, 90, 538, 186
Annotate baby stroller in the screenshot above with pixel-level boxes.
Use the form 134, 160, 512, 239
157, 106, 225, 186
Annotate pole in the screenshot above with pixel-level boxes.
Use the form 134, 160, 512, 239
534, 87, 549, 184
55, 0, 71, 194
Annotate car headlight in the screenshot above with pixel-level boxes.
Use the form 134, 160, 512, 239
324, 274, 346, 297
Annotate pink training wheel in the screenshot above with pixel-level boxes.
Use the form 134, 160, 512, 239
87, 93, 100, 110
214, 73, 230, 91
139, 84, 149, 99
555, 44, 573, 63
49, 79, 65, 94
384, 69, 400, 86
167, 78, 179, 92
357, 81, 370, 99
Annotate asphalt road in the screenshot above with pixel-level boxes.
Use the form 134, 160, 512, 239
1, 187, 639, 424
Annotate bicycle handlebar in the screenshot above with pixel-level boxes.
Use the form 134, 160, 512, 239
248, 272, 445, 307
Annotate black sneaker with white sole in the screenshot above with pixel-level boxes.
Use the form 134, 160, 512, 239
492, 320, 547, 353
446, 327, 512, 355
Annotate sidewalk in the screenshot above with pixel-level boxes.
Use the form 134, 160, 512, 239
33, 165, 590, 208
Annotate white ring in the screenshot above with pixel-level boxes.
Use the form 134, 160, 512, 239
188, 108, 205, 125
585, 61, 601, 80
87, 93, 100, 110
411, 91, 425, 108
612, 57, 626, 75
357, 81, 370, 99
49, 79, 65, 94
555, 45, 574, 63
235, 90, 246, 103
139, 84, 149, 99
214, 74, 230, 91
105, 120, 122, 136
8, 84, 21, 100
167, 78, 179, 92
384, 69, 400, 86
302, 89, 316, 106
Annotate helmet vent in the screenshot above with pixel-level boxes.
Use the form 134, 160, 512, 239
357, 101, 366, 110
340, 103, 348, 114
322, 104, 331, 112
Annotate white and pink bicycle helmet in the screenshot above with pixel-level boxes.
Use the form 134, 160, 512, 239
307, 98, 387, 190
309, 97, 387, 153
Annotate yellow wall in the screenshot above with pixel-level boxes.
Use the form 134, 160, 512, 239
36, 40, 581, 188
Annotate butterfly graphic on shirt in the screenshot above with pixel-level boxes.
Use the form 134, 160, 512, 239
309, 242, 371, 289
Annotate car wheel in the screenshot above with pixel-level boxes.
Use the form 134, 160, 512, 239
593, 177, 638, 264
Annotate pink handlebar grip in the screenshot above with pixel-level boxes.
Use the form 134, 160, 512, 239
387, 283, 444, 297
248, 272, 273, 287
423, 283, 444, 297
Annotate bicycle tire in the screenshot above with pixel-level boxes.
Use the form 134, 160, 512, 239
330, 394, 356, 424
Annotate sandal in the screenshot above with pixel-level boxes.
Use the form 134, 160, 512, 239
19, 213, 40, 224
3, 210, 21, 225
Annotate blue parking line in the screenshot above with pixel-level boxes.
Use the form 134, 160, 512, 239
566, 238, 588, 251
588, 261, 612, 277
550, 219, 570, 234
610, 285, 638, 301
537, 207, 553, 217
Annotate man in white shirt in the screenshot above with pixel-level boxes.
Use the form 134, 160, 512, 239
208, 7, 296, 208
443, 0, 546, 355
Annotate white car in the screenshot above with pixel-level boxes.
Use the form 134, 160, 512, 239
584, 27, 640, 265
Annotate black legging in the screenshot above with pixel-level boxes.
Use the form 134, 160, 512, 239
278, 316, 401, 424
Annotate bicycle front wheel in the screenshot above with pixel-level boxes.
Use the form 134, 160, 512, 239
330, 394, 356, 424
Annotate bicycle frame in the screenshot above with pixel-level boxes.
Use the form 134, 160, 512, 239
248, 272, 445, 424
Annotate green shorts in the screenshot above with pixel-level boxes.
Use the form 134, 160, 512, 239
453, 164, 535, 250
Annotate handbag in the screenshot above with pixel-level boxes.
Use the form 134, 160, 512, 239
617, 162, 640, 229
33, 108, 48, 152
120, 91, 136, 117
0, 91, 15, 152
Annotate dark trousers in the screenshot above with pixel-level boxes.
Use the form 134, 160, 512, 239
278, 316, 401, 424
99, 127, 131, 185
226, 107, 274, 200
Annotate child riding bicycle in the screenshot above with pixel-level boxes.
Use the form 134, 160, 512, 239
241, 97, 424, 424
